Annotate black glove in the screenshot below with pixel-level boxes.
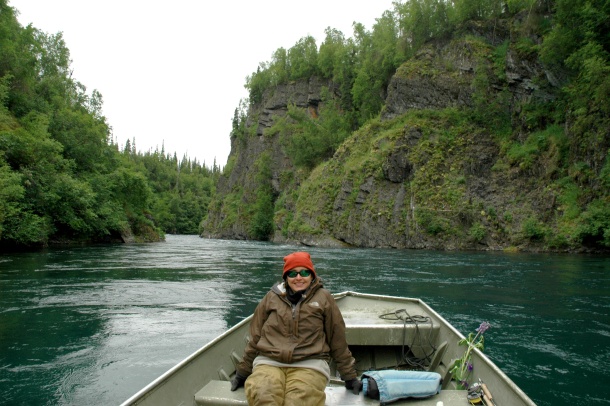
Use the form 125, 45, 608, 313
230, 373, 247, 391
345, 378, 362, 395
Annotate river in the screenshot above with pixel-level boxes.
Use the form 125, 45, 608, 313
1, 235, 609, 405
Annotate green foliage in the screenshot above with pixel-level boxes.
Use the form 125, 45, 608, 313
218, 189, 244, 230
539, 0, 609, 197
492, 41, 509, 81
244, 0, 535, 129
505, 125, 565, 171
506, 0, 539, 14
287, 36, 319, 80
469, 222, 486, 242
249, 153, 274, 240
231, 98, 248, 140
417, 208, 448, 235
318, 28, 347, 80
577, 199, 610, 247
2, 210, 51, 245
522, 217, 546, 240
250, 190, 274, 240
470, 59, 512, 133
269, 48, 289, 85
450, 322, 490, 389
395, 0, 452, 56
351, 68, 382, 124
50, 107, 108, 171
601, 153, 610, 191
109, 167, 152, 215
450, 0, 504, 23
245, 65, 272, 105
140, 152, 218, 235
282, 93, 352, 169
351, 12, 402, 125
540, 0, 609, 70
0, 158, 24, 240
0, 4, 218, 247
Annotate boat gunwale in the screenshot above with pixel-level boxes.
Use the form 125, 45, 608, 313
338, 292, 535, 406
119, 316, 253, 405
120, 291, 536, 406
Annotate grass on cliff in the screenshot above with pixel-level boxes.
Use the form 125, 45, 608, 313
287, 108, 481, 242
285, 100, 610, 251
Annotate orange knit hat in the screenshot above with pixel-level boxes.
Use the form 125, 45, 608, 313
283, 251, 316, 278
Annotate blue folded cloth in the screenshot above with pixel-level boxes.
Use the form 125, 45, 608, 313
362, 370, 442, 404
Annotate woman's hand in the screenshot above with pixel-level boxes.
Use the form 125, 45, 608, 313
230, 373, 247, 391
345, 378, 362, 394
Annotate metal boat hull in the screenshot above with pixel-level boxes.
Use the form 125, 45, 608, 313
121, 291, 536, 406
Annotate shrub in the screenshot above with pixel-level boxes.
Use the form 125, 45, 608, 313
577, 199, 610, 247
522, 217, 546, 240
469, 222, 486, 242
417, 209, 447, 235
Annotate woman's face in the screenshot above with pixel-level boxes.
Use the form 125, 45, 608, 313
285, 266, 313, 292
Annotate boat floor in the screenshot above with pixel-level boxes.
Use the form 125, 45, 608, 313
196, 380, 465, 405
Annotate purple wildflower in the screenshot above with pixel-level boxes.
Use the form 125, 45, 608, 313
467, 362, 473, 371
476, 321, 491, 334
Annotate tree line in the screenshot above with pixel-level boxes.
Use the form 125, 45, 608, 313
0, 1, 220, 249
240, 0, 608, 169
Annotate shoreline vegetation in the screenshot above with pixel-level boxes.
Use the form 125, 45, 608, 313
0, 1, 220, 249
1, 0, 608, 254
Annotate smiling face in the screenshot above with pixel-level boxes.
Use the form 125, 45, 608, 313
285, 266, 313, 292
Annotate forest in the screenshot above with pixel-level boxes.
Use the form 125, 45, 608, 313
0, 1, 220, 249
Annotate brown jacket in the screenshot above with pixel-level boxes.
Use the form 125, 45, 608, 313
236, 278, 357, 380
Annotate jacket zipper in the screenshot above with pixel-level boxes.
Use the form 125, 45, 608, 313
292, 302, 300, 337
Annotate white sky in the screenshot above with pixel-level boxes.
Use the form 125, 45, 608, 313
10, 0, 396, 167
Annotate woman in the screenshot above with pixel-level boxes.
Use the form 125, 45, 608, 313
230, 251, 362, 405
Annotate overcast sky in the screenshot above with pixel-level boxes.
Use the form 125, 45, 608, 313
10, 0, 396, 167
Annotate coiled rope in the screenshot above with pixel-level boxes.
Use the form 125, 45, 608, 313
379, 309, 437, 369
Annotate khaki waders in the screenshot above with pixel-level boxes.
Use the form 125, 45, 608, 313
245, 364, 327, 406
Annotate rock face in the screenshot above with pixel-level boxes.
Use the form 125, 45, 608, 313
202, 77, 332, 238
252, 77, 332, 136
382, 44, 476, 120
203, 21, 573, 251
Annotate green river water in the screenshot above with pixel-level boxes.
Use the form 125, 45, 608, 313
1, 235, 609, 405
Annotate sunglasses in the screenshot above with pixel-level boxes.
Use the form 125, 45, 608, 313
286, 269, 312, 278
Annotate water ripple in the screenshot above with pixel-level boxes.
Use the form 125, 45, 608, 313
1, 235, 609, 406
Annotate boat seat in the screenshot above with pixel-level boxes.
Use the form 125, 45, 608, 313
195, 380, 465, 405
194, 380, 377, 405
195, 380, 247, 405
342, 312, 440, 360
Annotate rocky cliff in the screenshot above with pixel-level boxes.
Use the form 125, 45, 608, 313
202, 19, 606, 253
